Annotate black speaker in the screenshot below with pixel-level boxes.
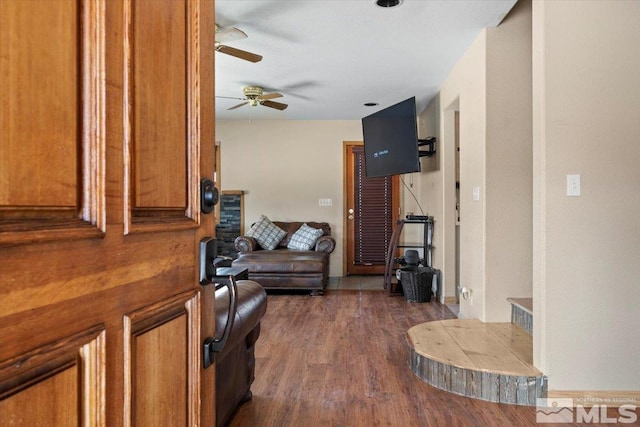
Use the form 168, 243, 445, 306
404, 250, 420, 266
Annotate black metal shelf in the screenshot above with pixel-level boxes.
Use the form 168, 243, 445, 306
384, 217, 434, 295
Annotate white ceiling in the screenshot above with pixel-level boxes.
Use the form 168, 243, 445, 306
215, 0, 517, 121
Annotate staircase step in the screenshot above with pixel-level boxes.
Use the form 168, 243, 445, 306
508, 297, 533, 335
407, 319, 546, 405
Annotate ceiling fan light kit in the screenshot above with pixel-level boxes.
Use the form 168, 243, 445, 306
221, 86, 288, 111
242, 86, 265, 98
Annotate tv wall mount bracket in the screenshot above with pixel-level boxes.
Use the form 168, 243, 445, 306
418, 137, 436, 158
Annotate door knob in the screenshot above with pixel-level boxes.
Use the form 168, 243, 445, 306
200, 178, 218, 214
348, 215, 354, 220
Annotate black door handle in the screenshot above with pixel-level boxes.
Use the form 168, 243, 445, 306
203, 275, 238, 369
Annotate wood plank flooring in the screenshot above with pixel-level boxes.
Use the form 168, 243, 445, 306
227, 284, 599, 426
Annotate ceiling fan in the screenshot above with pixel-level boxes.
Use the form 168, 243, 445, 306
215, 24, 262, 63
218, 86, 288, 111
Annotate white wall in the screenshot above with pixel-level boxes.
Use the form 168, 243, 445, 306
215, 120, 362, 278
532, 0, 640, 390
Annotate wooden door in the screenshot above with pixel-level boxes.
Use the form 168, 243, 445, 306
0, 0, 216, 425
344, 143, 399, 275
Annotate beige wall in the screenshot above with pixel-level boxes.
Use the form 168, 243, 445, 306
397, 104, 442, 290
405, 97, 447, 300
215, 120, 362, 277
484, 0, 533, 321
419, 0, 532, 322
436, 30, 488, 320
532, 0, 640, 390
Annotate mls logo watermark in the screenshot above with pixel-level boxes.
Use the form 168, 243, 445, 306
536, 398, 574, 423
536, 398, 638, 424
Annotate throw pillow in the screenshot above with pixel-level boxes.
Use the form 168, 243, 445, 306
246, 215, 287, 250
287, 223, 324, 251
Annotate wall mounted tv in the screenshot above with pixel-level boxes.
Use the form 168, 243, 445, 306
361, 96, 436, 178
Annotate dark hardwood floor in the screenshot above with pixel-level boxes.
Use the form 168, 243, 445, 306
227, 285, 632, 426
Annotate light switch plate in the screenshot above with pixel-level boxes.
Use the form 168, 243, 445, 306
319, 198, 333, 207
472, 186, 480, 201
567, 174, 581, 196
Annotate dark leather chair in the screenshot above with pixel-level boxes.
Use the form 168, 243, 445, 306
214, 280, 267, 427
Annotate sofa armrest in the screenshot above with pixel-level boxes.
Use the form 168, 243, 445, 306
315, 235, 336, 254
235, 236, 258, 252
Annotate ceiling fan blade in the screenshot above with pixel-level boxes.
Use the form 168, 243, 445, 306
227, 101, 249, 110
261, 100, 288, 111
215, 45, 262, 63
258, 92, 283, 100
216, 95, 246, 100
215, 25, 247, 43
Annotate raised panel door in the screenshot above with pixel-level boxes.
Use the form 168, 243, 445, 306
0, 0, 216, 425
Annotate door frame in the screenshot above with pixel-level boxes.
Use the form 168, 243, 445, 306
343, 141, 399, 275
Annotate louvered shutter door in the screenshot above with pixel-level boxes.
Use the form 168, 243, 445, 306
353, 147, 394, 265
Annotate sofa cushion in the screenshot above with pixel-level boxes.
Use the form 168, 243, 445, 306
233, 249, 327, 274
246, 215, 287, 250
287, 223, 324, 251
273, 221, 331, 248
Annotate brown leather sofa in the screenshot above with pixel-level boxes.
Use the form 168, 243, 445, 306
232, 221, 336, 295
214, 279, 267, 427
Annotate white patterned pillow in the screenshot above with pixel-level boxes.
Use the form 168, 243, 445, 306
287, 223, 324, 251
246, 215, 287, 250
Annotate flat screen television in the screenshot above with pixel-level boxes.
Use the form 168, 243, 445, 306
362, 97, 421, 178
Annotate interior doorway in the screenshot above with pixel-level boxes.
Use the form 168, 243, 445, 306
454, 111, 461, 304
442, 100, 460, 307
344, 142, 399, 275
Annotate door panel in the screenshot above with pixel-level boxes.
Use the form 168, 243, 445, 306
125, 291, 200, 426
125, 0, 201, 230
0, 0, 104, 244
0, 326, 106, 426
0, 0, 79, 209
0, 1, 216, 425
1, 369, 79, 426
132, 0, 189, 210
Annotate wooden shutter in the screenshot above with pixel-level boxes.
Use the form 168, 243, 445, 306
353, 147, 394, 266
